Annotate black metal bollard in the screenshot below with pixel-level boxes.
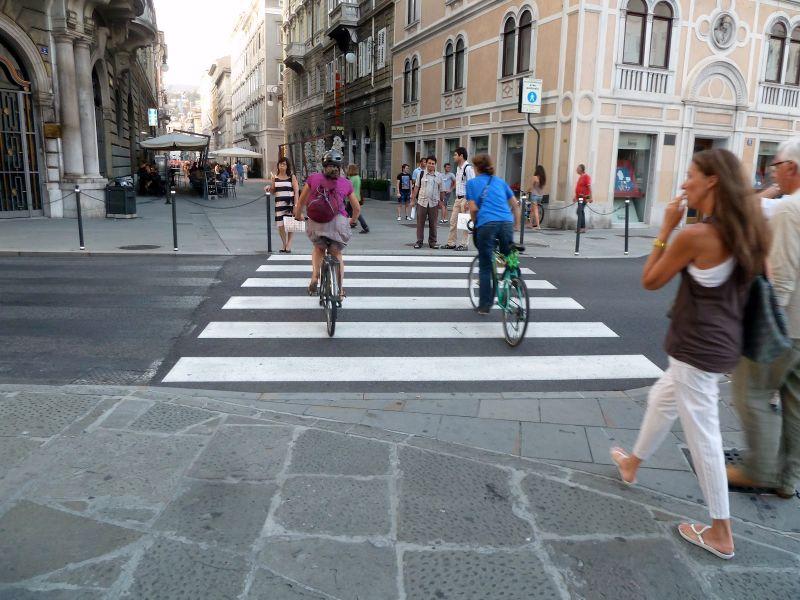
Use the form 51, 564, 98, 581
624, 199, 630, 256
74, 185, 85, 250
171, 189, 178, 252
574, 199, 583, 256
265, 192, 273, 254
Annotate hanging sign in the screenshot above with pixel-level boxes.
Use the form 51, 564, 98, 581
147, 108, 158, 126
518, 78, 542, 114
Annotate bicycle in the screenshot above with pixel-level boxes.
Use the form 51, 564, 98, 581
315, 250, 341, 337
466, 232, 530, 347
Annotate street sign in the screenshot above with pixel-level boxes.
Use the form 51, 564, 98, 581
148, 108, 158, 127
518, 78, 542, 114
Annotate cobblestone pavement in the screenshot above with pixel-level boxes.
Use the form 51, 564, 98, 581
1, 385, 798, 599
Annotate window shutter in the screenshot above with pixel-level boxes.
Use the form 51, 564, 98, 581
376, 29, 386, 70
367, 36, 374, 74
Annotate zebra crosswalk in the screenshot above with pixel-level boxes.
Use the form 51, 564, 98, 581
161, 254, 663, 391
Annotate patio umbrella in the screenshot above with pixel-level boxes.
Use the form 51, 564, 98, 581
140, 132, 209, 150
210, 147, 261, 158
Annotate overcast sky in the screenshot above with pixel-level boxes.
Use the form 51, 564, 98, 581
154, 0, 249, 87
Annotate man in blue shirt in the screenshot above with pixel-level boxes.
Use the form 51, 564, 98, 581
467, 154, 519, 314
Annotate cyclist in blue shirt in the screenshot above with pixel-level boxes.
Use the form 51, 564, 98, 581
467, 153, 520, 314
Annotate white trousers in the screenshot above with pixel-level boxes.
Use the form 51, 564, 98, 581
633, 357, 730, 520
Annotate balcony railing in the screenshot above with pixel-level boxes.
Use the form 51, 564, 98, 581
329, 0, 359, 26
760, 82, 800, 109
616, 65, 671, 95
284, 42, 306, 72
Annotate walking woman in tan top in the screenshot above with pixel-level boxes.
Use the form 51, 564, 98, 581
611, 149, 770, 560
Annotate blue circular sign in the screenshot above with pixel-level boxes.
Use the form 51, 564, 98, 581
527, 91, 538, 103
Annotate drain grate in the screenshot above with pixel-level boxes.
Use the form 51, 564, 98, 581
682, 447, 776, 495
118, 244, 161, 250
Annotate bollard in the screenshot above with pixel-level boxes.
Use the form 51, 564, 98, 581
624, 199, 630, 256
519, 192, 528, 246
265, 192, 273, 254
171, 189, 178, 252
574, 199, 583, 256
74, 185, 85, 250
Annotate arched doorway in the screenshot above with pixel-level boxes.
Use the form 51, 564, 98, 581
0, 37, 42, 217
92, 67, 107, 177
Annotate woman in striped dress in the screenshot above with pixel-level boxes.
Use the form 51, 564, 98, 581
265, 158, 299, 253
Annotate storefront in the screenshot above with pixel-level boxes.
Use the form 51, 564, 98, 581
503, 133, 524, 196
613, 133, 654, 224
754, 141, 779, 190
470, 135, 488, 157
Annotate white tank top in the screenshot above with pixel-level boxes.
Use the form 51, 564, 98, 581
687, 256, 735, 287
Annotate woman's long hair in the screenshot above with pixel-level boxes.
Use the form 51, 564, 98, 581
692, 149, 770, 279
534, 165, 546, 188
472, 154, 495, 176
347, 164, 359, 177
276, 157, 293, 178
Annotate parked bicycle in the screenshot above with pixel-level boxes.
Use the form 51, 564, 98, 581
466, 233, 530, 346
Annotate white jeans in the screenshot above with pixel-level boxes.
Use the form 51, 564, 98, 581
633, 357, 730, 520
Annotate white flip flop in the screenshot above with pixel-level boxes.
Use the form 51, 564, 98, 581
678, 523, 735, 560
609, 447, 637, 486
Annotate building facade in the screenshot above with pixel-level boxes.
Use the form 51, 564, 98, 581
282, 0, 393, 179
392, 0, 800, 228
208, 57, 233, 151
0, 0, 165, 218
231, 0, 284, 178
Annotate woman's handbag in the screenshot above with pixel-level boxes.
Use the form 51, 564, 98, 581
742, 275, 793, 363
457, 212, 472, 231
282, 216, 306, 233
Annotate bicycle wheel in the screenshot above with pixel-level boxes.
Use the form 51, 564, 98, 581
324, 260, 338, 337
467, 256, 496, 309
502, 277, 529, 347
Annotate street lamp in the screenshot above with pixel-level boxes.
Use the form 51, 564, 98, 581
266, 85, 279, 107
345, 51, 356, 64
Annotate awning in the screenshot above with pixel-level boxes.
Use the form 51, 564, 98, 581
209, 147, 261, 158
140, 132, 209, 150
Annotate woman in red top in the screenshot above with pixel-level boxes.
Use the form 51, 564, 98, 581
574, 164, 592, 232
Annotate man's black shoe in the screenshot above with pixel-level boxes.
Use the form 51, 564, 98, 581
413, 242, 422, 249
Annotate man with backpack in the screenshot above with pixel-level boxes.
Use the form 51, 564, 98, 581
444, 147, 475, 250
293, 150, 360, 300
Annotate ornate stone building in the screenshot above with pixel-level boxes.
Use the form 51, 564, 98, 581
392, 0, 800, 228
0, 0, 165, 218
282, 0, 393, 179
207, 57, 233, 151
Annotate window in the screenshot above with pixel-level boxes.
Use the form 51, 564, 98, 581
649, 3, 673, 68
471, 135, 489, 156
766, 23, 787, 83
407, 0, 418, 25
403, 59, 411, 103
455, 38, 465, 89
517, 11, 532, 73
623, 0, 647, 65
444, 42, 454, 92
411, 57, 419, 102
788, 28, 800, 86
502, 17, 516, 77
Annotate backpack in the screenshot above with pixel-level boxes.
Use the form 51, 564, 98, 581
307, 184, 341, 223
461, 163, 472, 182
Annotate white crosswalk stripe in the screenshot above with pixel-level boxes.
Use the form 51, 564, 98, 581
163, 253, 664, 388
242, 277, 555, 289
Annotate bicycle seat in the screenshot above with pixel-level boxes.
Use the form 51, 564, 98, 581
510, 243, 525, 253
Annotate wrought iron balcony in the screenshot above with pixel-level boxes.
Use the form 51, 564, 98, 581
327, 1, 359, 51
283, 42, 306, 73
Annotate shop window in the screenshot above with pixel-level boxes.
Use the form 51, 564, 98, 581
471, 135, 489, 157
755, 141, 779, 189
423, 139, 436, 160
623, 0, 647, 66
444, 138, 460, 163
614, 133, 654, 223
503, 133, 524, 196
766, 23, 787, 83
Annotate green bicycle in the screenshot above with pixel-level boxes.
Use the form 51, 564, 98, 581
467, 242, 530, 347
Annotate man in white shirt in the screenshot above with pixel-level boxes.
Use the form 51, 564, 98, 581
444, 147, 475, 251
730, 137, 800, 499
411, 156, 444, 249
439, 163, 456, 224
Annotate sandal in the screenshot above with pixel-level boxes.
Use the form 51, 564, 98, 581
678, 523, 735, 560
279, 249, 288, 253
307, 281, 318, 296
609, 447, 637, 486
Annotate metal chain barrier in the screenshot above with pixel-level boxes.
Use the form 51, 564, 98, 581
540, 201, 577, 212
180, 194, 267, 210
585, 203, 627, 216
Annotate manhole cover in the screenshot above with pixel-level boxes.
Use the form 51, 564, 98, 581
118, 244, 161, 250
682, 447, 778, 495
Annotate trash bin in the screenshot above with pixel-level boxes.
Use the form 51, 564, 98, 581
105, 184, 137, 218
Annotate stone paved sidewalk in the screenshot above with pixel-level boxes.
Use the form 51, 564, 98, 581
1, 385, 798, 599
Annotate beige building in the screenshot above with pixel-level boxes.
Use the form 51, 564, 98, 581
207, 56, 233, 150
392, 0, 800, 228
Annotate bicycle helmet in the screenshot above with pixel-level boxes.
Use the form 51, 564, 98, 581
322, 149, 343, 167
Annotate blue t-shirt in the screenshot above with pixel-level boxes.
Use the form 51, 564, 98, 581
466, 174, 515, 227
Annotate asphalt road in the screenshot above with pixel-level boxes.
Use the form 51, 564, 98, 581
0, 254, 676, 392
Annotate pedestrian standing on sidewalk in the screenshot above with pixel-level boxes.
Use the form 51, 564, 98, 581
347, 164, 369, 233
243, 163, 249, 181
528, 165, 546, 229
444, 147, 475, 251
610, 148, 770, 560
729, 138, 800, 499
235, 160, 245, 186
440, 163, 456, 224
574, 164, 592, 232
265, 157, 298, 253
396, 164, 412, 221
411, 156, 444, 249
